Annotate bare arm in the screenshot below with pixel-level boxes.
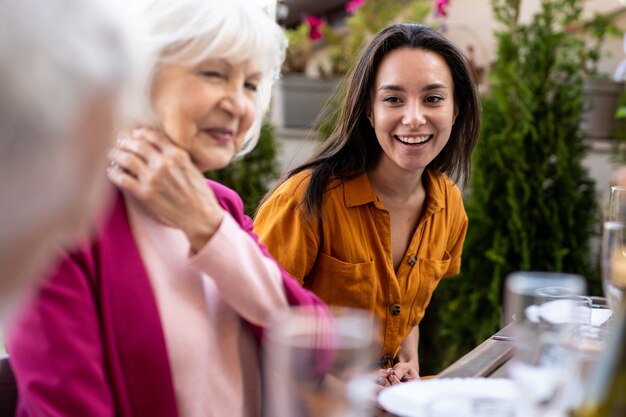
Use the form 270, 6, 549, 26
377, 325, 420, 386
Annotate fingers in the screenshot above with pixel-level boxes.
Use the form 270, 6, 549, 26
130, 127, 182, 156
375, 368, 397, 387
107, 163, 141, 195
108, 147, 148, 179
116, 134, 156, 166
375, 364, 420, 387
109, 128, 195, 188
390, 363, 420, 384
396, 367, 420, 382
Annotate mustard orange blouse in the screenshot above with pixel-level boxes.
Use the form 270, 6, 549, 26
254, 169, 468, 365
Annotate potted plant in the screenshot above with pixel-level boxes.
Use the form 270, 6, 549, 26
270, 21, 339, 129
315, 0, 432, 138
579, 12, 625, 139
271, 0, 432, 130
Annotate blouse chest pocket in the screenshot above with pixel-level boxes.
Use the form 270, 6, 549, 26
306, 252, 377, 310
406, 251, 452, 325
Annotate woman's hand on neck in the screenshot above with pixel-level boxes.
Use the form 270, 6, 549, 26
108, 127, 224, 253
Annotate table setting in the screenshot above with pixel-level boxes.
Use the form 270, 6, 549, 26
261, 185, 626, 417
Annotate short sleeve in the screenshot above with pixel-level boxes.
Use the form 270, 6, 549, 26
444, 185, 468, 278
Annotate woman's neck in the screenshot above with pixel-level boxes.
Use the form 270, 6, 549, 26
368, 158, 425, 203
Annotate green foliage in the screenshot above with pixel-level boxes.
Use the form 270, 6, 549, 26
322, 0, 432, 76
316, 0, 431, 137
580, 12, 623, 77
420, 0, 600, 375
282, 24, 312, 74
205, 121, 280, 216
612, 88, 626, 163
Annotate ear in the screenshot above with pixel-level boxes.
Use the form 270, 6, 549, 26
453, 105, 459, 124
367, 111, 374, 127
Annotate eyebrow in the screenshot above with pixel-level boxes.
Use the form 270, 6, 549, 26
209, 59, 262, 79
378, 82, 449, 92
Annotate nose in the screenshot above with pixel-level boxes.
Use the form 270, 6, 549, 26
219, 81, 246, 117
402, 101, 427, 128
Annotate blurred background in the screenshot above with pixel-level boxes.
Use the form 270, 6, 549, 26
223, 0, 626, 375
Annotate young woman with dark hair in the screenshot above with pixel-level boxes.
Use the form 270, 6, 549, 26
255, 23, 480, 385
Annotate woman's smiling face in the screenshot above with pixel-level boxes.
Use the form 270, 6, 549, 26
369, 47, 457, 174
150, 58, 261, 172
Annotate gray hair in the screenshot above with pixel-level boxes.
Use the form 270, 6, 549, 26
0, 0, 130, 158
118, 0, 287, 154
0, 0, 132, 241
0, 0, 133, 308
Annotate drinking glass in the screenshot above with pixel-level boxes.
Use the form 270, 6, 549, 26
534, 287, 592, 326
607, 185, 626, 222
560, 324, 612, 412
263, 305, 380, 417
601, 221, 626, 312
504, 271, 586, 417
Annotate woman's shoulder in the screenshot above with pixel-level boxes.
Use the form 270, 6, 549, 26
269, 170, 314, 201
426, 170, 463, 202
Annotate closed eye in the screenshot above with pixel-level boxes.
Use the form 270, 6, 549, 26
200, 70, 224, 79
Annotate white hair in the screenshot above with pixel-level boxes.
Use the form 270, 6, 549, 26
0, 0, 130, 158
0, 0, 132, 231
118, 0, 287, 154
0, 0, 133, 309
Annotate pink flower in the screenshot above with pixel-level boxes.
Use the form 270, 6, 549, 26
435, 0, 449, 17
306, 15, 324, 41
345, 0, 365, 14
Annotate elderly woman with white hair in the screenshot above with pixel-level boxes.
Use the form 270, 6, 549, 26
0, 0, 130, 314
6, 1, 323, 416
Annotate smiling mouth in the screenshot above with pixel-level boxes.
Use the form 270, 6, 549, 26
203, 128, 234, 144
394, 135, 432, 145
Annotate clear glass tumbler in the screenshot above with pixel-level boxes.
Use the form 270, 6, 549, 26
263, 305, 380, 417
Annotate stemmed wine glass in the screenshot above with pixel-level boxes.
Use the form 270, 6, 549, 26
607, 186, 626, 222
601, 186, 626, 312
601, 221, 626, 312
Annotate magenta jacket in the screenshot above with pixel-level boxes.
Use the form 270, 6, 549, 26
7, 181, 325, 417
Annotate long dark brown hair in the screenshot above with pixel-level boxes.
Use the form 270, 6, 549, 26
268, 24, 480, 218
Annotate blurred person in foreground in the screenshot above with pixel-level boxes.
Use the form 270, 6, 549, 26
0, 0, 131, 314
5, 0, 324, 416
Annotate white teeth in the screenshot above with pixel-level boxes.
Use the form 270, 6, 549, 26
396, 135, 431, 144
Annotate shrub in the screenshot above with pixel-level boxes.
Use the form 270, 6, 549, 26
420, 0, 600, 374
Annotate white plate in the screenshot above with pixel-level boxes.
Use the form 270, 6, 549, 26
378, 378, 519, 417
